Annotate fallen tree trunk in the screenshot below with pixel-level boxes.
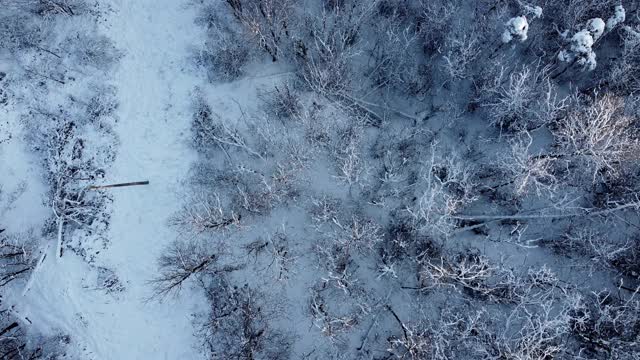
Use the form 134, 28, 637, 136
87, 181, 150, 190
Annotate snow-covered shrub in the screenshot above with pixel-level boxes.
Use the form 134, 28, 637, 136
552, 93, 638, 181
502, 16, 529, 43
558, 28, 598, 71
519, 1, 542, 19
558, 4, 625, 73
442, 31, 481, 80
501, 1, 543, 45
586, 18, 606, 41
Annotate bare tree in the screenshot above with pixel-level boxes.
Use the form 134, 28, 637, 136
332, 216, 383, 255
192, 97, 263, 160
196, 10, 251, 82
298, 1, 380, 102
480, 65, 550, 130
0, 309, 68, 359
552, 93, 638, 182
198, 278, 292, 359
224, 0, 295, 62
259, 82, 301, 120
499, 131, 558, 197
368, 13, 430, 95
332, 126, 368, 189
417, 0, 459, 54
169, 192, 240, 235
609, 25, 640, 94
442, 31, 481, 81
150, 239, 242, 299
477, 301, 570, 359
567, 288, 640, 357
308, 287, 368, 345
406, 144, 477, 238
418, 251, 495, 295
35, 118, 108, 259
387, 322, 432, 360
0, 232, 35, 287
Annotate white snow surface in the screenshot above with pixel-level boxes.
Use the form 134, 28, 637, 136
502, 16, 529, 43
606, 5, 626, 31
586, 18, 605, 40
16, 0, 208, 358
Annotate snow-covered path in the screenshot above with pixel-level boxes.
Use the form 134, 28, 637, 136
18, 0, 207, 359
95, 0, 205, 358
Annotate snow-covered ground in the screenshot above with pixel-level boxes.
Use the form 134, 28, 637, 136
4, 0, 635, 358
17, 0, 207, 358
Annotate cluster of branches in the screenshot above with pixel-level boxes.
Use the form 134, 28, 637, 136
400, 252, 640, 359
0, 309, 68, 359
179, 0, 640, 358
0, 2, 120, 356
0, 231, 36, 289
197, 276, 292, 359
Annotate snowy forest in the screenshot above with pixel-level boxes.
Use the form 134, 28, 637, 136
1, 0, 640, 359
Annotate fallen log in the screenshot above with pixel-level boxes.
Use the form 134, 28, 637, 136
87, 181, 150, 190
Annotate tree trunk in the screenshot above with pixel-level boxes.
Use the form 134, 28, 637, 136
56, 218, 64, 259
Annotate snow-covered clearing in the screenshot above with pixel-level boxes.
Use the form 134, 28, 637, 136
17, 0, 207, 358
